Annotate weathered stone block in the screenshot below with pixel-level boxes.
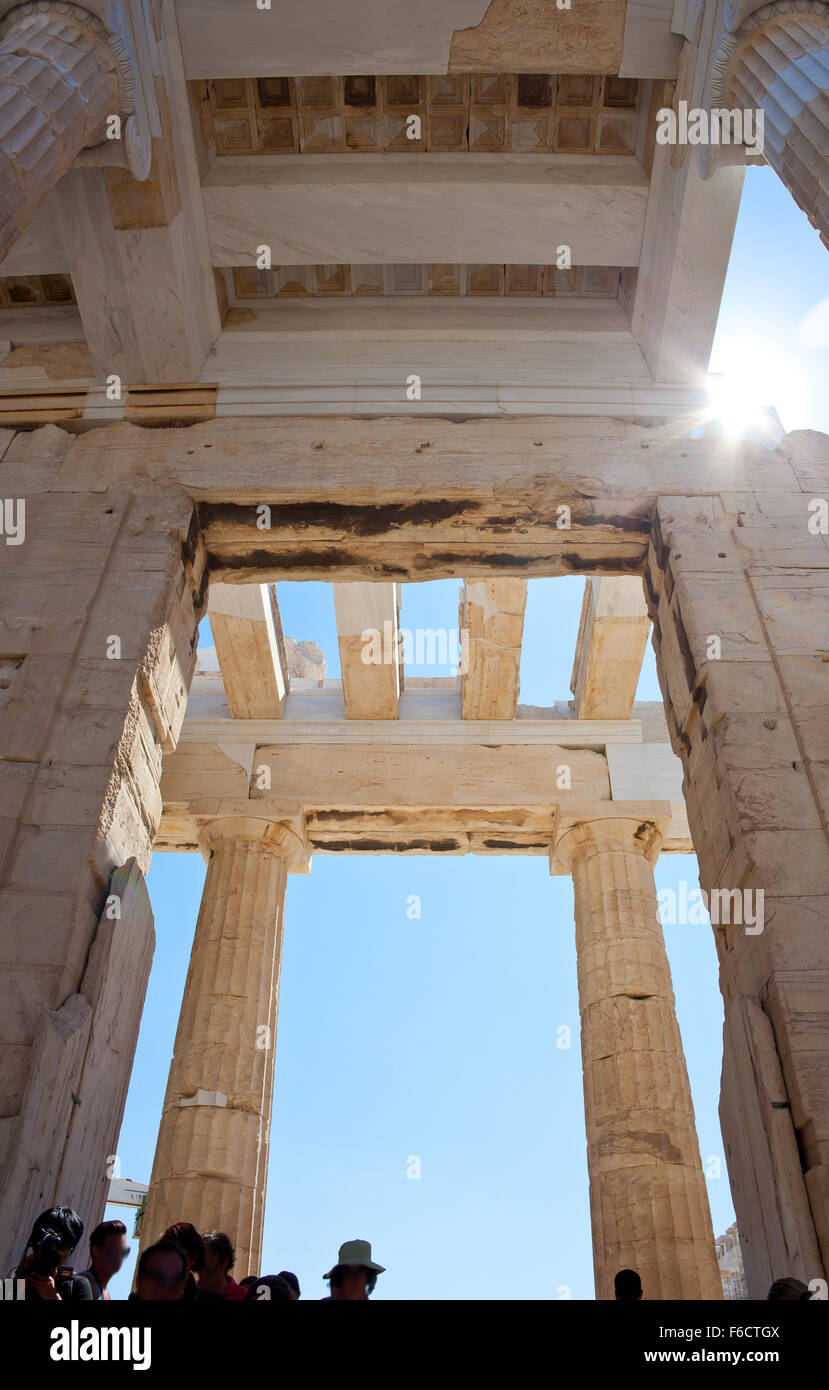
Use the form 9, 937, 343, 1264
5, 823, 100, 896
751, 573, 829, 658
697, 661, 787, 719
0, 424, 72, 492
722, 829, 829, 899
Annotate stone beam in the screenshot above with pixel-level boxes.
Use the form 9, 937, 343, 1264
176, 0, 503, 77
460, 578, 527, 719
571, 576, 650, 719
177, 0, 681, 82
333, 582, 400, 719
176, 0, 636, 78
198, 298, 668, 410
158, 706, 692, 854
203, 155, 649, 268
630, 150, 745, 383
46, 416, 801, 582
0, 380, 712, 421
176, 710, 645, 747
209, 581, 287, 719
163, 739, 610, 810
158, 735, 692, 855
628, 8, 746, 382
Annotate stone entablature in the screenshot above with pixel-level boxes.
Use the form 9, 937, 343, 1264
0, 416, 827, 1299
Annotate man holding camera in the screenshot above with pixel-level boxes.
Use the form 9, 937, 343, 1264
13, 1206, 93, 1301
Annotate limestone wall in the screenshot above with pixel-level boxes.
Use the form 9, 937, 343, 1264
644, 431, 829, 1294
0, 424, 204, 1270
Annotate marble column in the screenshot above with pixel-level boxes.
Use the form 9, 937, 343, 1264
721, 2, 829, 248
0, 2, 120, 259
554, 811, 722, 1300
142, 818, 308, 1278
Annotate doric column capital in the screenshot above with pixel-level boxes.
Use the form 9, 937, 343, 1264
196, 816, 311, 874
550, 801, 671, 874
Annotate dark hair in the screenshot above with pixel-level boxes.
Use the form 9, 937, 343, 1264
767, 1276, 811, 1301
203, 1230, 235, 1272
245, 1275, 294, 1302
89, 1219, 127, 1251
329, 1265, 377, 1295
28, 1207, 84, 1254
163, 1222, 204, 1271
278, 1269, 300, 1298
137, 1239, 188, 1285
614, 1268, 643, 1300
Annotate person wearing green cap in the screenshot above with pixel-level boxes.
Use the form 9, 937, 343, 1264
322, 1239, 385, 1300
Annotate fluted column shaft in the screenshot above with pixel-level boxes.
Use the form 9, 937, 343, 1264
557, 816, 722, 1300
726, 9, 829, 247
0, 3, 119, 260
142, 818, 304, 1277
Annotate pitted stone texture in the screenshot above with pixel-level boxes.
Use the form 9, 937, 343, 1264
141, 819, 298, 1277
0, 3, 119, 260
646, 451, 829, 1292
449, 0, 627, 73
556, 816, 722, 1300
0, 449, 202, 1272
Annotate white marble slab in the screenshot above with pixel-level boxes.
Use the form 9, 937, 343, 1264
204, 154, 649, 268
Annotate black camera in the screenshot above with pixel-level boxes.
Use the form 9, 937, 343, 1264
30, 1230, 64, 1276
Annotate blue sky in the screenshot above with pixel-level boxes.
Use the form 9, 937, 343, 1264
100, 167, 829, 1300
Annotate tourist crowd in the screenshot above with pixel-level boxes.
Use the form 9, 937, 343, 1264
10, 1204, 820, 1301
12, 1205, 382, 1301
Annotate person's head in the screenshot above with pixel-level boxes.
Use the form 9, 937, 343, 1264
200, 1231, 235, 1290
329, 1266, 374, 1299
324, 1240, 384, 1300
163, 1222, 204, 1273
278, 1270, 300, 1300
25, 1207, 84, 1272
767, 1276, 811, 1301
614, 1268, 643, 1301
135, 1239, 188, 1301
88, 1219, 128, 1281
245, 1275, 295, 1302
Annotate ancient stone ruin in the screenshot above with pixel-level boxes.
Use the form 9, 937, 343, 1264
0, 0, 827, 1301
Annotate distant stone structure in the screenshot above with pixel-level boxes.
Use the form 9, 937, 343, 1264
284, 637, 328, 683
716, 1224, 749, 1300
